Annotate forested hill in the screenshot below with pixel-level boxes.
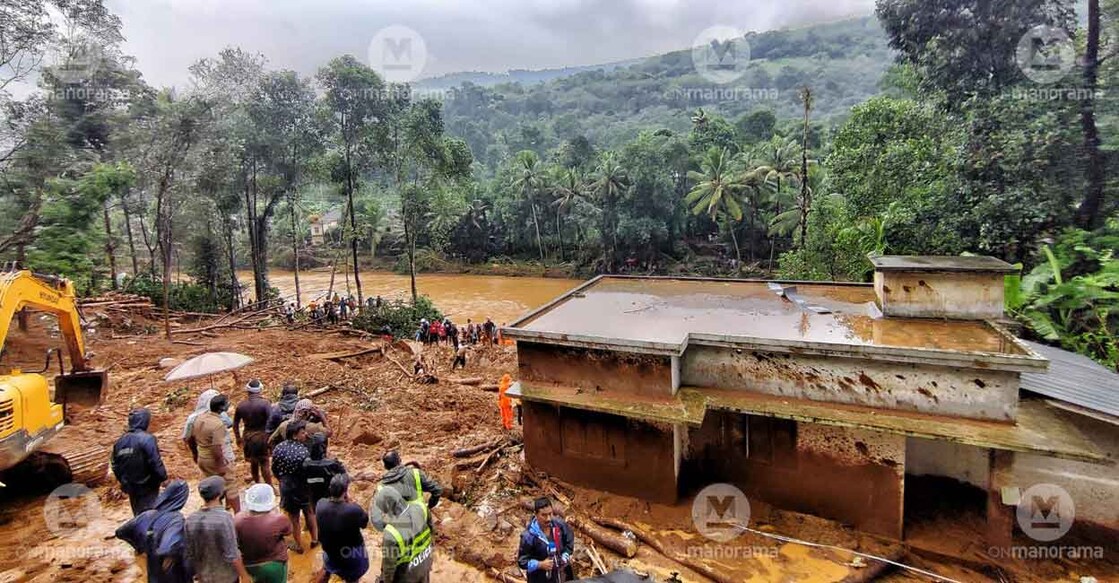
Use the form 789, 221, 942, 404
433, 16, 892, 171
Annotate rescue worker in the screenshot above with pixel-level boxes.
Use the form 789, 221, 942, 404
266, 382, 300, 435
370, 450, 442, 531
303, 433, 346, 508
517, 497, 575, 583
498, 374, 515, 430
379, 487, 434, 583
112, 407, 168, 516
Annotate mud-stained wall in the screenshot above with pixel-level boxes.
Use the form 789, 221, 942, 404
681, 346, 1019, 420
874, 270, 1006, 320
684, 412, 906, 538
905, 437, 989, 488
518, 342, 673, 396
522, 402, 678, 503
1010, 411, 1119, 536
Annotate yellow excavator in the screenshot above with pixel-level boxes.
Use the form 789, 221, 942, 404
0, 267, 107, 488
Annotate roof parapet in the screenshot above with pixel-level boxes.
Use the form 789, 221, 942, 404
870, 255, 1018, 320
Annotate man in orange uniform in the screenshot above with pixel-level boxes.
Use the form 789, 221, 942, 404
498, 373, 514, 430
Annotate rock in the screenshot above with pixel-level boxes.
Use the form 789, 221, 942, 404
158, 358, 180, 369
352, 430, 381, 446
497, 518, 514, 537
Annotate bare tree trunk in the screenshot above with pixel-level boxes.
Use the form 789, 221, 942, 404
122, 202, 139, 276
102, 203, 118, 289
139, 214, 157, 276
225, 217, 239, 309
530, 200, 545, 263
798, 87, 813, 248
345, 157, 363, 308
290, 197, 301, 308
1076, 0, 1105, 229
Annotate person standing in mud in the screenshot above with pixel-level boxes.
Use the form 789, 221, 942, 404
185, 476, 252, 583
115, 479, 193, 583
112, 407, 168, 516
378, 487, 434, 583
235, 484, 292, 583
266, 382, 300, 435
303, 433, 347, 509
517, 497, 575, 583
370, 450, 442, 531
451, 342, 468, 371
272, 420, 318, 553
483, 318, 497, 345
315, 474, 369, 583
188, 393, 242, 513
234, 379, 274, 487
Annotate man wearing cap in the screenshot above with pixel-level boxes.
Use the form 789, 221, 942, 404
235, 483, 292, 583
234, 379, 273, 486
370, 450, 442, 531
185, 476, 251, 583
188, 393, 241, 512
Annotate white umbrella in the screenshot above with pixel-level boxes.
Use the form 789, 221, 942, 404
164, 352, 255, 387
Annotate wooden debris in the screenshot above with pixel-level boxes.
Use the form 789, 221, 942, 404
593, 516, 737, 583
308, 345, 384, 361
453, 438, 505, 459
568, 515, 638, 558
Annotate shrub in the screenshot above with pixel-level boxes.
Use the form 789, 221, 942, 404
351, 295, 444, 339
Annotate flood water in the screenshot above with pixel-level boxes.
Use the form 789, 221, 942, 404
239, 270, 581, 324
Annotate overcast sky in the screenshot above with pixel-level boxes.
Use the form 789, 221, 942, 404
108, 0, 876, 88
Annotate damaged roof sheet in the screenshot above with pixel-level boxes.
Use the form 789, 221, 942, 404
1020, 340, 1119, 419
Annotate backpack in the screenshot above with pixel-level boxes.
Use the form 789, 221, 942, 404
112, 435, 151, 490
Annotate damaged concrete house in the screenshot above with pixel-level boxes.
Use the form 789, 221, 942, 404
505, 256, 1117, 546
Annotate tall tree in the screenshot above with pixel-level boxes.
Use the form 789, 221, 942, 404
686, 147, 745, 268
510, 150, 546, 263
797, 87, 814, 247
1076, 0, 1105, 229
318, 56, 388, 309
589, 154, 628, 272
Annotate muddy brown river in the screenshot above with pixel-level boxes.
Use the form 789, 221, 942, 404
239, 270, 581, 325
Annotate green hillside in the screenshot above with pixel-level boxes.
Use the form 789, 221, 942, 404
438, 16, 892, 171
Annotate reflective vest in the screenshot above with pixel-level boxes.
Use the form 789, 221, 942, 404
384, 503, 433, 567
378, 468, 424, 505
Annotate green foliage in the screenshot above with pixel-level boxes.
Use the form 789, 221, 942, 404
123, 274, 234, 313
351, 294, 444, 338
1005, 223, 1119, 369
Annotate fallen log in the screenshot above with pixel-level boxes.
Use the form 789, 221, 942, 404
593, 516, 736, 583
171, 340, 205, 347
568, 515, 637, 558
478, 384, 499, 392
309, 346, 384, 361
449, 376, 484, 385
306, 385, 335, 399
453, 438, 505, 458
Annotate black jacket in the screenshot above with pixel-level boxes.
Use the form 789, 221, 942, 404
517, 517, 575, 583
111, 409, 167, 494
265, 393, 300, 434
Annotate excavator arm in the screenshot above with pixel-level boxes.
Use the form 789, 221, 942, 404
0, 269, 104, 407
0, 270, 92, 372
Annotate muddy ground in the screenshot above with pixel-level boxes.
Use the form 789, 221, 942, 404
0, 314, 1114, 582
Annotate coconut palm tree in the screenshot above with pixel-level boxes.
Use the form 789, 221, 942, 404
753, 135, 799, 267
509, 150, 545, 262
590, 154, 628, 272
549, 166, 585, 261
686, 147, 746, 269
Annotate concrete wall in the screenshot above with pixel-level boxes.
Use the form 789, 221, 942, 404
684, 411, 906, 538
681, 345, 1019, 420
1010, 411, 1119, 535
522, 402, 678, 503
905, 437, 989, 488
874, 270, 1005, 320
518, 342, 673, 397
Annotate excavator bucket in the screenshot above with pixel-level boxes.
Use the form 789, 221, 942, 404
54, 370, 107, 408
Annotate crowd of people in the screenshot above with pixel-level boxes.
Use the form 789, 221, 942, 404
285, 293, 382, 327
111, 379, 446, 583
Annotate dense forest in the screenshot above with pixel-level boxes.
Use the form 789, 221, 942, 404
0, 1, 1116, 367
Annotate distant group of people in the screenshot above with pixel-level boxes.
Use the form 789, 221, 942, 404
112, 379, 443, 583
416, 316, 501, 348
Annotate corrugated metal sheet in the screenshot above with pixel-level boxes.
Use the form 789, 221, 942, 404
1020, 340, 1119, 419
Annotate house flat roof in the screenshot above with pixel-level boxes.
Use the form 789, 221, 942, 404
869, 255, 1018, 273
506, 276, 1044, 371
